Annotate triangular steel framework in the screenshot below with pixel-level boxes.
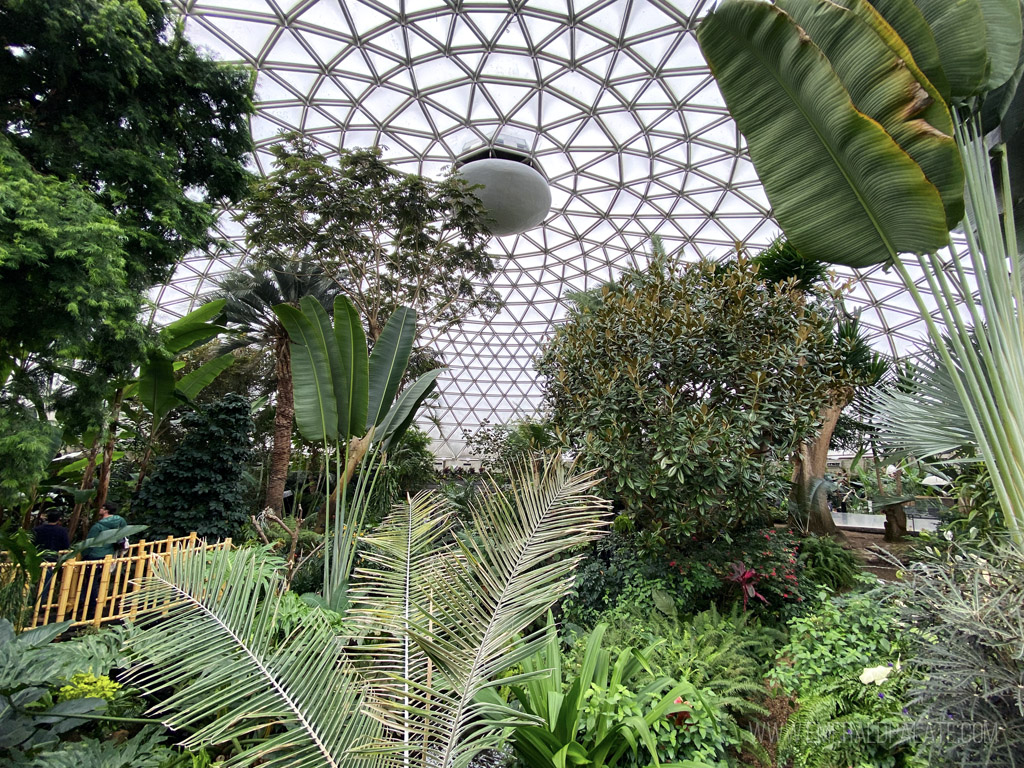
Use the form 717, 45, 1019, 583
154, 0, 969, 457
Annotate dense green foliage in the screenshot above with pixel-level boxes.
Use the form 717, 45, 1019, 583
0, 620, 185, 765
564, 527, 808, 631
770, 587, 920, 768
133, 394, 254, 539
537, 251, 842, 538
796, 535, 862, 591
0, 0, 254, 292
0, 404, 61, 511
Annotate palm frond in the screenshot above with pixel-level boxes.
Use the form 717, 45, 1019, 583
365, 456, 611, 768
347, 490, 453, 701
124, 546, 377, 768
866, 335, 979, 461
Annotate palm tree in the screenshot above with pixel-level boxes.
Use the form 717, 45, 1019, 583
123, 456, 610, 768
208, 260, 339, 515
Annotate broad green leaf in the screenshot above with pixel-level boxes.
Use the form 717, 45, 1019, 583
978, 0, 1023, 92
366, 306, 416, 430
164, 299, 228, 354
912, 0, 988, 98
332, 295, 368, 440
779, 0, 963, 227
697, 0, 949, 267
138, 355, 178, 420
163, 324, 228, 356
298, 295, 347, 439
58, 453, 123, 476
982, 43, 1024, 135
374, 368, 443, 451
273, 303, 338, 443
177, 353, 235, 402
165, 299, 226, 332
867, 0, 950, 99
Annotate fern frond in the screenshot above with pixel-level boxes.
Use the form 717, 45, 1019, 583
125, 546, 377, 768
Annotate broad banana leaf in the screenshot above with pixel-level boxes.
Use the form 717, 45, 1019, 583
274, 303, 339, 442
912, 0, 989, 98
332, 295, 368, 440
866, 0, 950, 99
137, 355, 178, 421
163, 299, 227, 355
697, 0, 949, 267
366, 306, 416, 431
374, 367, 443, 451
299, 295, 348, 437
977, 0, 1023, 93
177, 353, 235, 402
778, 0, 963, 228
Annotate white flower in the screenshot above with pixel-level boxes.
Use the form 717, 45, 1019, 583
859, 665, 893, 685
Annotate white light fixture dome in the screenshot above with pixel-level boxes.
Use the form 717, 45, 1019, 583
456, 132, 551, 237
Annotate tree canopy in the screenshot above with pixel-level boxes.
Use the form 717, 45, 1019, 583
536, 247, 846, 539
0, 0, 254, 424
238, 136, 501, 344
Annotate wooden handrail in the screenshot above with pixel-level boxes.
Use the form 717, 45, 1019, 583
8, 534, 232, 630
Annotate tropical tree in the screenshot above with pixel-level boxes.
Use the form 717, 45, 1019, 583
208, 261, 341, 514
537, 243, 845, 541
754, 238, 889, 534
238, 135, 500, 346
0, 0, 254, 419
124, 457, 610, 768
273, 295, 444, 610
698, 0, 1024, 547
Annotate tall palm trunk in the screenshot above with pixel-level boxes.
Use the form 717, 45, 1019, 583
266, 334, 294, 515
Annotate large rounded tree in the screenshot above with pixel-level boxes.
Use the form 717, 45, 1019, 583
537, 244, 846, 540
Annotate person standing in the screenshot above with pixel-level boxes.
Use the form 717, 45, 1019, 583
32, 510, 70, 556
82, 501, 127, 560
32, 510, 69, 608
82, 501, 128, 620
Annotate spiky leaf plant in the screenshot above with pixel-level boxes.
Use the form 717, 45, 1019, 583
125, 456, 610, 768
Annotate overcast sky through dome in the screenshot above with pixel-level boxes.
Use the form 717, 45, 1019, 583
155, 0, 958, 457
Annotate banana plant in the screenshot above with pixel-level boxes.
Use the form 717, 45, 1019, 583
698, 0, 1024, 546
124, 456, 611, 768
273, 295, 442, 611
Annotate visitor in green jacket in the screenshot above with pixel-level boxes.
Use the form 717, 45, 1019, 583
82, 501, 128, 560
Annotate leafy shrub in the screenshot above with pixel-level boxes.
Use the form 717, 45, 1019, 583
778, 671, 922, 768
134, 394, 254, 539
891, 542, 1024, 768
504, 619, 751, 768
771, 588, 921, 768
769, 587, 909, 696
561, 532, 719, 630
594, 604, 782, 725
0, 619, 167, 762
688, 527, 807, 615
797, 535, 862, 591
537, 249, 844, 539
56, 673, 121, 703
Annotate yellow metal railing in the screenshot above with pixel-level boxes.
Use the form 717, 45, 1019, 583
22, 533, 231, 629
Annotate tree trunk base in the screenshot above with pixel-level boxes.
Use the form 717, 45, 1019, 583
882, 503, 907, 542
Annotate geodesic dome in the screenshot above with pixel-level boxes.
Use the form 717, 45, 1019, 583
156, 0, 954, 457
